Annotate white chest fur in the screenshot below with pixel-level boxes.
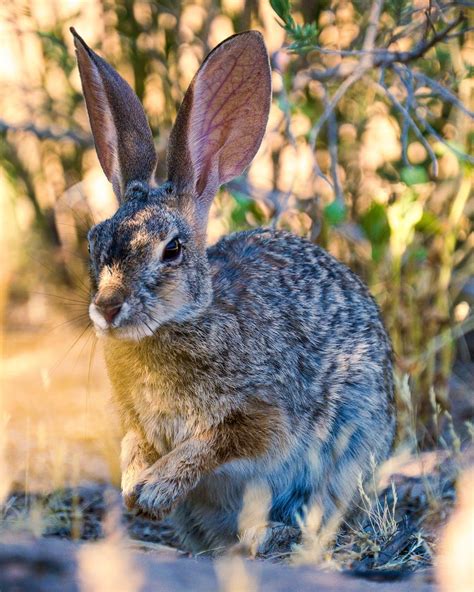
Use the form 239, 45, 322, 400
128, 381, 196, 455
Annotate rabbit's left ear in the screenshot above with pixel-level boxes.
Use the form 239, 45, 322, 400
71, 28, 157, 202
167, 31, 271, 241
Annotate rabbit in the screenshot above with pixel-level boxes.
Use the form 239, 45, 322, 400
71, 27, 396, 555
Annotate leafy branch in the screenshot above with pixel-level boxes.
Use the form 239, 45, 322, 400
270, 0, 318, 51
271, 0, 472, 209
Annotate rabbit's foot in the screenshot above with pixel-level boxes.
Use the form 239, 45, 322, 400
233, 522, 301, 558
121, 468, 146, 510
257, 523, 301, 557
122, 486, 136, 511
120, 430, 158, 510
131, 478, 179, 520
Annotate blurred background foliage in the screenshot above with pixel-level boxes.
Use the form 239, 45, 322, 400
0, 0, 472, 445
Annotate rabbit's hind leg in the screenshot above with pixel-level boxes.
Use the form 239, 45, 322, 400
257, 522, 301, 558
231, 522, 301, 558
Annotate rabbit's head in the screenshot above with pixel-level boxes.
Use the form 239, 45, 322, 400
71, 29, 271, 340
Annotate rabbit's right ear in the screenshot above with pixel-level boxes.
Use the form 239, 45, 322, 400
167, 32, 271, 243
71, 28, 157, 202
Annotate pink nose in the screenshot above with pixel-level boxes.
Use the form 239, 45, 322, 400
94, 293, 124, 324
99, 303, 122, 324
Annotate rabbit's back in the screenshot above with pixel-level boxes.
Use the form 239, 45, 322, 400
170, 228, 396, 551
207, 227, 394, 422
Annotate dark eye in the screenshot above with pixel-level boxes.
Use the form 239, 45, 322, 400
162, 238, 181, 262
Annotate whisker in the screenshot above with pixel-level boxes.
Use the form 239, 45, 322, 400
58, 247, 89, 262
87, 335, 98, 398
65, 269, 91, 297
59, 200, 97, 230
84, 333, 98, 442
32, 291, 89, 305
47, 314, 90, 334
50, 322, 92, 373
72, 326, 95, 372
28, 254, 91, 297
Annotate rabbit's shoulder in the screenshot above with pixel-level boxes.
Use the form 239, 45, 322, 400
207, 227, 373, 305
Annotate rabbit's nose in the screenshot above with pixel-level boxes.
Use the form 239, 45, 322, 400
94, 293, 124, 324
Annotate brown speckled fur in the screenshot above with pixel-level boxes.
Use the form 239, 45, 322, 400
72, 29, 396, 554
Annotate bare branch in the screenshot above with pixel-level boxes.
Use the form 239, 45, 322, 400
361, 0, 385, 57
378, 69, 439, 176
409, 70, 474, 119
0, 119, 92, 148
324, 93, 343, 204
309, 69, 365, 150
414, 110, 474, 164
400, 68, 415, 167
308, 12, 466, 81
374, 11, 465, 67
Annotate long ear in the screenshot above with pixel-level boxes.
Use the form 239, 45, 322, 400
71, 28, 157, 202
167, 31, 271, 240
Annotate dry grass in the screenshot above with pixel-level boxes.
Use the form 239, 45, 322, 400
0, 324, 470, 580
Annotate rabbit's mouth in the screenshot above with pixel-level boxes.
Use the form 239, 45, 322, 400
88, 300, 157, 341
88, 294, 196, 341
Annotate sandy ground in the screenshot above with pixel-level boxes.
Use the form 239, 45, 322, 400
2, 328, 121, 492
0, 534, 437, 592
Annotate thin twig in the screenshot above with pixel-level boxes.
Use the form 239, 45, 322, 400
0, 119, 92, 147
410, 70, 474, 119
308, 12, 465, 81
400, 68, 415, 167
309, 0, 386, 185
415, 110, 474, 164
378, 69, 439, 176
309, 70, 365, 150
325, 93, 343, 204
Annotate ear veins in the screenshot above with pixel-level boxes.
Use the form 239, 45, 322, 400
166, 31, 271, 245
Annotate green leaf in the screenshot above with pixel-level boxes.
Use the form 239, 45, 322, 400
371, 243, 388, 263
400, 166, 429, 186
409, 247, 428, 263
324, 200, 346, 226
415, 211, 442, 235
360, 202, 391, 244
270, 0, 292, 23
229, 191, 265, 231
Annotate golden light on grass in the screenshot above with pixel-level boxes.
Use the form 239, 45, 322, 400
437, 469, 474, 592
78, 491, 144, 592
0, 414, 12, 506
237, 481, 272, 555
215, 555, 258, 592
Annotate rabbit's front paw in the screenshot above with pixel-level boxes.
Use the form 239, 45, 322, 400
122, 483, 138, 511
132, 477, 180, 520
121, 471, 142, 510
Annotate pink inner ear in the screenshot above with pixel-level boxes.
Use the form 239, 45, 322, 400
188, 32, 271, 200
